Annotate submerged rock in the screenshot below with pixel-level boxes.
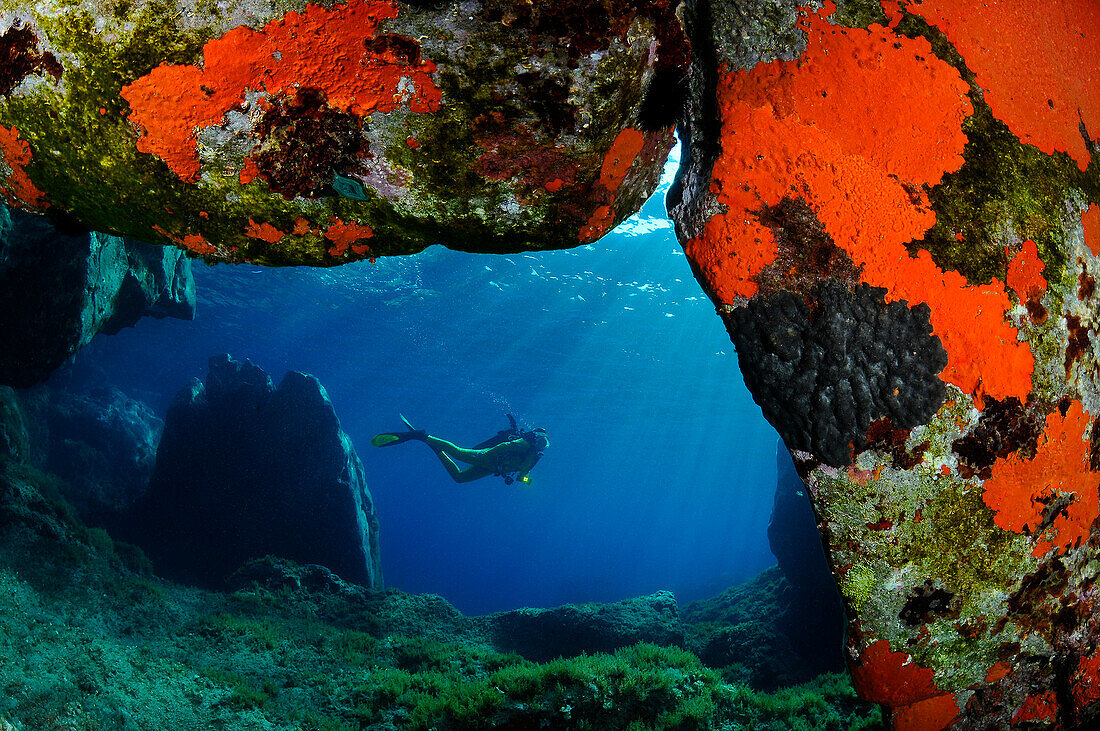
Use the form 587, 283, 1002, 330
671, 1, 1100, 727
485, 590, 684, 662
0, 387, 30, 464
229, 555, 363, 598
126, 354, 382, 590
0, 1, 682, 262
767, 441, 845, 677
0, 384, 161, 527
0, 206, 195, 388
43, 387, 162, 524
683, 566, 837, 690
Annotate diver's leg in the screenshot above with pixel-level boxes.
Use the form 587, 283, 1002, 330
429, 450, 494, 483
424, 436, 484, 466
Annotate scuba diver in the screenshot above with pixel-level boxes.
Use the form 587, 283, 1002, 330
371, 414, 549, 485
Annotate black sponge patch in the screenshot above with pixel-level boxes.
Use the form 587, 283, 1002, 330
724, 282, 948, 467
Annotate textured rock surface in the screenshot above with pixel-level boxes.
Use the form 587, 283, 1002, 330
728, 282, 947, 467
0, 0, 681, 263
0, 205, 196, 387
486, 590, 684, 662
41, 387, 162, 524
126, 354, 383, 589
683, 566, 841, 690
670, 1, 1100, 728
0, 385, 162, 524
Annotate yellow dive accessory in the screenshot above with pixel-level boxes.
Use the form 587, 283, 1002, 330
370, 433, 400, 447
520, 475, 532, 484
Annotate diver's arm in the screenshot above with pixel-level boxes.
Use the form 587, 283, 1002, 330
516, 452, 542, 481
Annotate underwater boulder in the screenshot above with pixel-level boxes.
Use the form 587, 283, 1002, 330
0, 387, 30, 464
671, 1, 1100, 727
485, 590, 684, 662
42, 387, 163, 525
0, 1, 682, 262
228, 555, 364, 598
0, 205, 196, 388
126, 354, 383, 590
682, 566, 839, 690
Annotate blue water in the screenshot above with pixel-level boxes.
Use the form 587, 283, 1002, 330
62, 147, 782, 614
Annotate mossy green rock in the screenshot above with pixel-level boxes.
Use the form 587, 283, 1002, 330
0, 0, 682, 264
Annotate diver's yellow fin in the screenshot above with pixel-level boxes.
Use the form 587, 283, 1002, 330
371, 433, 401, 447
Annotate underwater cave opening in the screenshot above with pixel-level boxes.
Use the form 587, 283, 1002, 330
55, 144, 783, 615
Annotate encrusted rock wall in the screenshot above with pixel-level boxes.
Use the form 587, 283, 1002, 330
0, 0, 681, 263
671, 1, 1100, 728
0, 205, 196, 387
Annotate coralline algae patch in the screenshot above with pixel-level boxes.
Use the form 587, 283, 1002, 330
120, 0, 441, 184
1085, 204, 1100, 257
1005, 240, 1047, 317
981, 400, 1099, 558
685, 1, 1036, 403
901, 0, 1100, 172
849, 641, 958, 730
578, 127, 653, 242
0, 124, 47, 209
243, 216, 374, 257
151, 224, 217, 256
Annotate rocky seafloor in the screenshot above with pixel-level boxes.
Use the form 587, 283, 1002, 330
0, 371, 880, 730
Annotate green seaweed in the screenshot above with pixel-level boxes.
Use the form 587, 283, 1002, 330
913, 105, 1089, 290
830, 0, 889, 29
839, 564, 876, 613
909, 482, 1030, 599
201, 667, 275, 711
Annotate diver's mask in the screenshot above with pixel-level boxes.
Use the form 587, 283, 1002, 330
523, 427, 550, 452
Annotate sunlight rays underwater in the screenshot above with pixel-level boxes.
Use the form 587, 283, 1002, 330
68, 143, 784, 614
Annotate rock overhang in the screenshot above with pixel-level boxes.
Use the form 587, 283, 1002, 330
0, 0, 684, 264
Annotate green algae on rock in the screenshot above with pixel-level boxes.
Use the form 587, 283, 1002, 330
0, 0, 683, 263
